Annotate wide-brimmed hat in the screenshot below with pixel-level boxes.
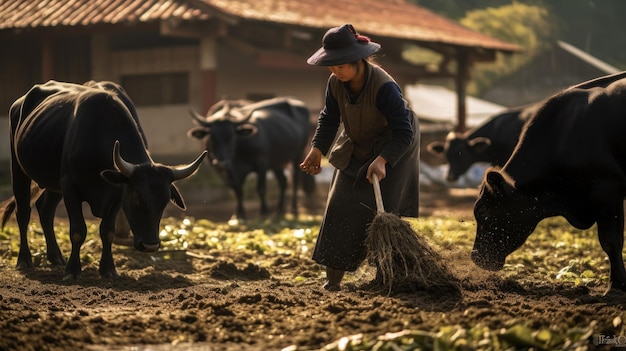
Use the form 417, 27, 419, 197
307, 24, 381, 66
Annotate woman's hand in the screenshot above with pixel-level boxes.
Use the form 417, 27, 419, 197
366, 156, 387, 183
300, 147, 323, 175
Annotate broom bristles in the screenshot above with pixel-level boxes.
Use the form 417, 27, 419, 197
365, 212, 458, 294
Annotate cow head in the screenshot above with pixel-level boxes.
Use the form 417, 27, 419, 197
187, 102, 258, 186
101, 141, 206, 252
471, 169, 545, 271
427, 132, 491, 181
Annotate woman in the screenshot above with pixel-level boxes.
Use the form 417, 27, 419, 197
300, 24, 420, 291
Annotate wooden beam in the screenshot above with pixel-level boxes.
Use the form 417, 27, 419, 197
159, 17, 235, 40
455, 49, 470, 133
219, 35, 258, 56
200, 37, 218, 111
470, 49, 498, 62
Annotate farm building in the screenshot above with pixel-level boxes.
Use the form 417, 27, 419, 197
0, 0, 519, 167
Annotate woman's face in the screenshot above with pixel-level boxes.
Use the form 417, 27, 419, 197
328, 63, 358, 82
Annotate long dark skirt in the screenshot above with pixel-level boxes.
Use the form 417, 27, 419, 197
312, 130, 420, 272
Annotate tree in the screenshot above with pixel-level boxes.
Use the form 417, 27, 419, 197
459, 2, 555, 94
412, 0, 544, 20
410, 0, 626, 94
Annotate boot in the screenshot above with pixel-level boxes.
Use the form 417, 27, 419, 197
323, 267, 344, 291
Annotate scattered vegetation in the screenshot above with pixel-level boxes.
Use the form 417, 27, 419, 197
0, 214, 615, 350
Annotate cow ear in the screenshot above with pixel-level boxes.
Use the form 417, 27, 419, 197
100, 170, 127, 185
485, 171, 506, 195
236, 123, 258, 137
426, 141, 445, 155
468, 137, 491, 152
485, 170, 515, 196
187, 126, 209, 140
169, 184, 186, 210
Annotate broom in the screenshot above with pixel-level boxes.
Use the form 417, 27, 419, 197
365, 174, 459, 294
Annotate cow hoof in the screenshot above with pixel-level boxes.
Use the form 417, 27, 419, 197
604, 281, 626, 296
63, 272, 81, 281
323, 282, 341, 292
16, 260, 33, 270
99, 271, 118, 280
48, 256, 66, 266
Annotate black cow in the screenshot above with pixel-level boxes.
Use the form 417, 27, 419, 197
471, 71, 626, 293
2, 80, 145, 245
6, 80, 206, 280
188, 97, 315, 219
426, 104, 538, 181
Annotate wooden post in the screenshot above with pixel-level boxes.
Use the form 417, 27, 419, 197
455, 50, 469, 133
200, 37, 217, 112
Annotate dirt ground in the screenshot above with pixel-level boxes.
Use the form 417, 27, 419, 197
1, 185, 625, 351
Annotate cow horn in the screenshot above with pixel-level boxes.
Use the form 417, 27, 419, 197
189, 109, 209, 126
171, 151, 208, 181
228, 108, 248, 122
113, 141, 136, 178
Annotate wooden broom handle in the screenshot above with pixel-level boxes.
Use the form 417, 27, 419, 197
372, 173, 385, 213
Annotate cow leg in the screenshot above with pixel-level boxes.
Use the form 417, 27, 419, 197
596, 201, 626, 294
273, 168, 288, 216
98, 212, 118, 279
35, 191, 65, 266
62, 188, 87, 280
233, 186, 247, 220
13, 174, 33, 269
257, 171, 270, 216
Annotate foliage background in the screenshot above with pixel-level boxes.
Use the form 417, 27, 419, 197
410, 0, 626, 94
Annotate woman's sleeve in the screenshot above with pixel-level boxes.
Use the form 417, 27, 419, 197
312, 79, 341, 155
376, 82, 415, 167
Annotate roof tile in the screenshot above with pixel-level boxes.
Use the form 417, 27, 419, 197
0, 0, 519, 52
0, 0, 209, 29
200, 0, 518, 51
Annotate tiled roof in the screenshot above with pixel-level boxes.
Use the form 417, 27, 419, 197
202, 0, 519, 52
0, 0, 520, 53
0, 0, 208, 28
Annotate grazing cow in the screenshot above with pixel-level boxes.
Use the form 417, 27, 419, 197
6, 80, 206, 280
2, 80, 145, 245
471, 71, 626, 293
188, 97, 315, 219
426, 104, 538, 181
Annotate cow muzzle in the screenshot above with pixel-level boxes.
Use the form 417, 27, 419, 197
135, 240, 160, 253
471, 249, 505, 271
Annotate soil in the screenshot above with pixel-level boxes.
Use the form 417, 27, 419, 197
1, 184, 625, 351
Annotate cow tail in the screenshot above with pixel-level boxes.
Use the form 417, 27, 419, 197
0, 198, 16, 230
1, 185, 44, 230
